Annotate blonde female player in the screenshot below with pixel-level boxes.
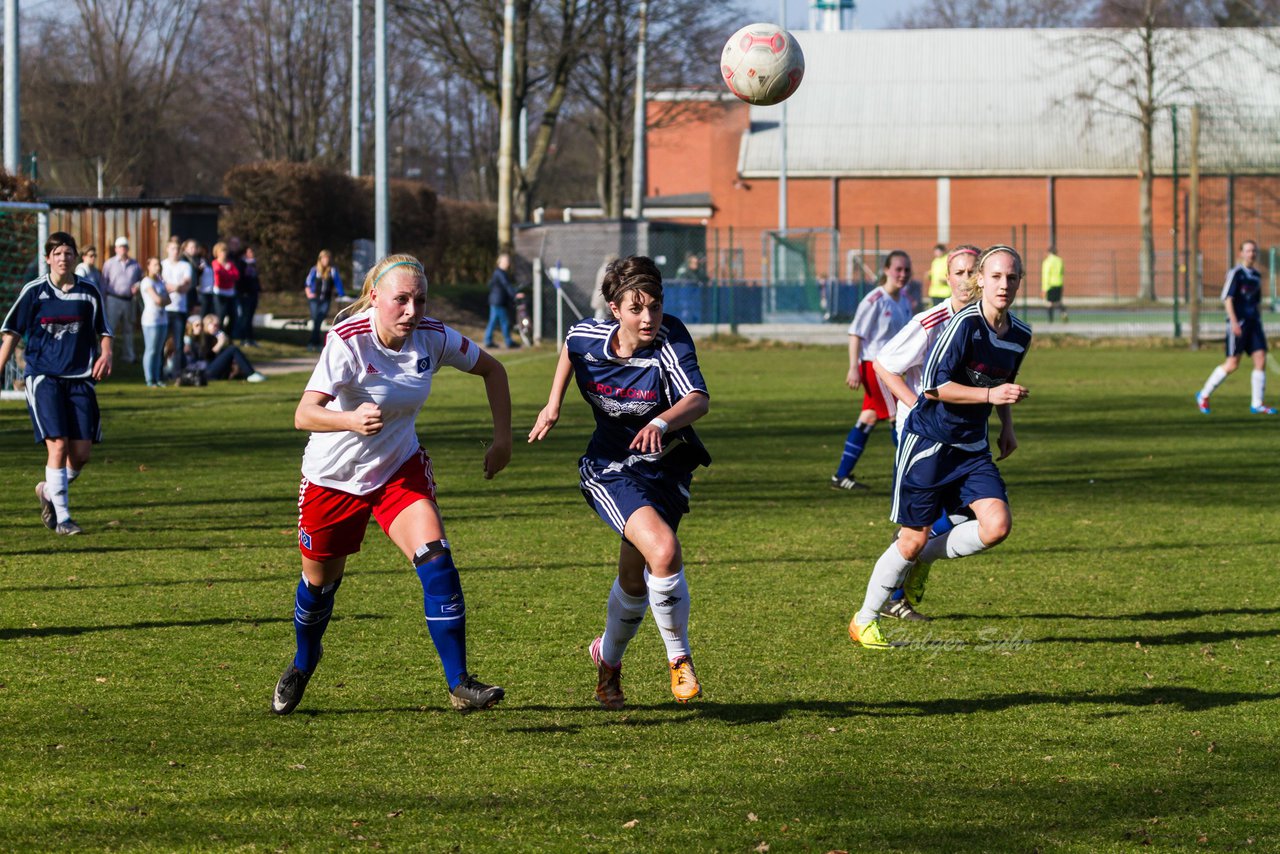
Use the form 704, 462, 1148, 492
850, 245, 1032, 649
271, 254, 513, 715
528, 256, 711, 710
871, 244, 980, 620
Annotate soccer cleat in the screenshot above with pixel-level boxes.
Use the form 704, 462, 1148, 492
271, 662, 314, 715
589, 636, 625, 710
449, 674, 505, 713
55, 519, 83, 536
1196, 392, 1211, 414
35, 482, 56, 530
830, 475, 869, 492
669, 655, 701, 702
1250, 404, 1277, 415
903, 560, 933, 608
848, 616, 892, 649
883, 598, 931, 622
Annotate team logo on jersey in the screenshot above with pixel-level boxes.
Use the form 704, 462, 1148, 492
416, 356, 430, 373
298, 528, 313, 550
366, 363, 380, 374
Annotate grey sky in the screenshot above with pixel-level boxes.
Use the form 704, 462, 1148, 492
741, 0, 926, 29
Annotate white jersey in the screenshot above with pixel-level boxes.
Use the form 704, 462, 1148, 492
875, 300, 955, 430
301, 308, 480, 495
847, 286, 911, 362
161, 258, 193, 314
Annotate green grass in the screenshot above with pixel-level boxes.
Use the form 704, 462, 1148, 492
1, 341, 1278, 851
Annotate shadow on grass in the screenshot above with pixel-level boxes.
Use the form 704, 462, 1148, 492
0, 613, 384, 640
945, 605, 1280, 622
0, 567, 404, 594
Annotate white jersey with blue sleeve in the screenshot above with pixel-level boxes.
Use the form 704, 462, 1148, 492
566, 314, 711, 471
300, 308, 479, 495
1, 275, 111, 379
905, 302, 1032, 451
875, 300, 955, 431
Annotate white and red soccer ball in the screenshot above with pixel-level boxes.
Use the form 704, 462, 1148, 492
720, 22, 805, 107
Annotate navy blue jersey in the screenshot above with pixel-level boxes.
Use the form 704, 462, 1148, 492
566, 314, 711, 471
904, 302, 1032, 450
1221, 265, 1262, 324
2, 275, 111, 379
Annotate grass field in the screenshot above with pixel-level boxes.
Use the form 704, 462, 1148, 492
1, 338, 1278, 852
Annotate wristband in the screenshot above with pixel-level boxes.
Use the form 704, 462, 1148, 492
649, 417, 669, 435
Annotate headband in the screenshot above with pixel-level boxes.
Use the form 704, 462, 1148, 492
373, 260, 424, 288
947, 246, 979, 263
978, 244, 1020, 267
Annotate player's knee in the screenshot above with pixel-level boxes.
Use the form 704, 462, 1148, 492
896, 529, 928, 561
644, 536, 681, 575
981, 515, 1012, 546
414, 539, 465, 617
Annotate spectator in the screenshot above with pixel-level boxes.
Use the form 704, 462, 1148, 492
161, 236, 192, 382
483, 252, 518, 348
236, 246, 262, 346
675, 253, 708, 285
211, 242, 240, 337
100, 236, 142, 363
192, 314, 266, 383
1041, 245, 1067, 323
139, 257, 170, 388
75, 246, 101, 288
182, 239, 212, 317
304, 249, 346, 351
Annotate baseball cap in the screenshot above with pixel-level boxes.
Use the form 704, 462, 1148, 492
115, 236, 129, 247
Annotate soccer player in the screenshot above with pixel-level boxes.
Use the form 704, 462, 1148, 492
872, 244, 981, 621
849, 245, 1032, 649
528, 256, 711, 710
1196, 240, 1276, 415
830, 250, 914, 491
926, 243, 950, 307
0, 232, 113, 536
271, 253, 513, 715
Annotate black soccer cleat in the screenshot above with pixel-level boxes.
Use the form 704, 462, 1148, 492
271, 662, 314, 715
449, 674, 505, 713
36, 482, 56, 530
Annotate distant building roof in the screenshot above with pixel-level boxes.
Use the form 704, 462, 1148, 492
734, 28, 1280, 178
39, 194, 233, 209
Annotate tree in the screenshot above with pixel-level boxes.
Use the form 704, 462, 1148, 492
20, 0, 210, 194
1071, 0, 1227, 300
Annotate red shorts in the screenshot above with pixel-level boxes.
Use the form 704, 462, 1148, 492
859, 361, 892, 420
297, 449, 437, 561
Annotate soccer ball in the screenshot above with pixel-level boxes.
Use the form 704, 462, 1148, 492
720, 23, 805, 107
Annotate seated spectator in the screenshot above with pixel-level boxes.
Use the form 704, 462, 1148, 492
189, 314, 267, 383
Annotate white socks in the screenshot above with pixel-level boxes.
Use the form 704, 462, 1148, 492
1252, 369, 1266, 408
599, 579, 648, 666
45, 466, 70, 523
855, 541, 914, 625
918, 518, 988, 564
1200, 366, 1228, 399
646, 569, 692, 662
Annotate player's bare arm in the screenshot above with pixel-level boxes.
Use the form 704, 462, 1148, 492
995, 403, 1017, 460
92, 335, 113, 381
927, 382, 1028, 406
529, 346, 574, 442
846, 335, 863, 389
0, 331, 17, 374
295, 390, 383, 436
630, 390, 710, 456
873, 358, 916, 408
467, 350, 512, 479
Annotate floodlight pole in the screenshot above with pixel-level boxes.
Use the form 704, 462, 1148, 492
631, 0, 647, 223
351, 0, 360, 177
374, 0, 388, 257
776, 0, 788, 284
3, 0, 18, 172
497, 0, 515, 250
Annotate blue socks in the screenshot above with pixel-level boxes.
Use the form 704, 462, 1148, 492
835, 421, 875, 479
414, 540, 467, 690
293, 575, 342, 673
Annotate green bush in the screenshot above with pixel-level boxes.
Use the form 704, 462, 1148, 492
221, 161, 493, 296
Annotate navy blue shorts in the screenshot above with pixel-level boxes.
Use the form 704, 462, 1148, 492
579, 456, 691, 537
1227, 320, 1267, 357
890, 433, 1007, 527
25, 375, 102, 444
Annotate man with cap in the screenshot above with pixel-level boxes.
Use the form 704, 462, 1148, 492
100, 236, 142, 363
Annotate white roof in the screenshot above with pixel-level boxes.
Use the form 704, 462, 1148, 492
737, 28, 1280, 177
